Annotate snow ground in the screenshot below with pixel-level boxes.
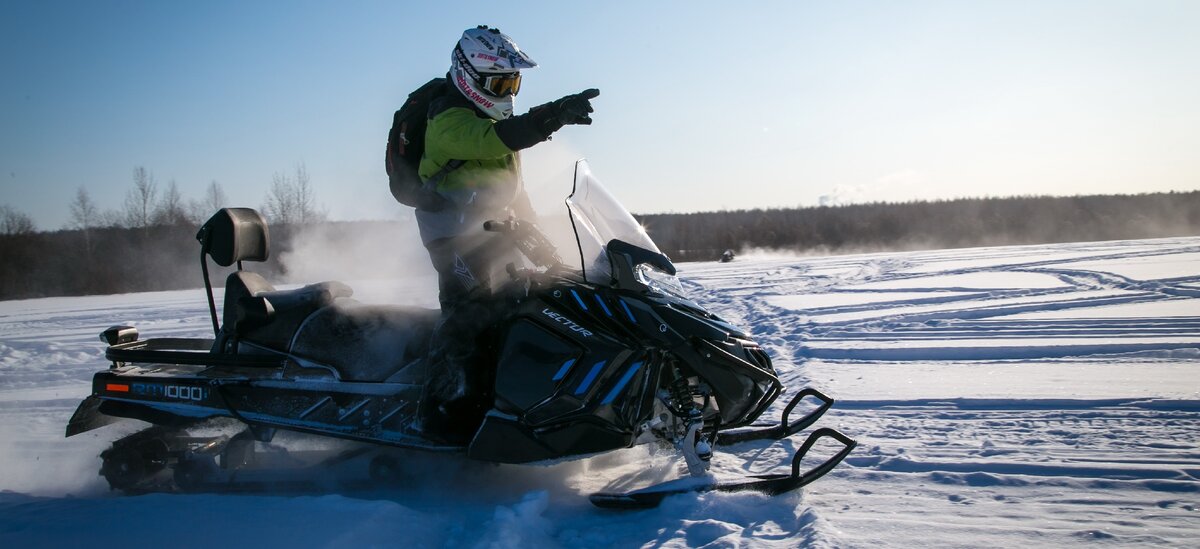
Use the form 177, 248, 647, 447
1, 237, 1198, 547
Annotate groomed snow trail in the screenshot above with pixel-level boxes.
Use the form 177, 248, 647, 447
682, 237, 1200, 547
1, 237, 1197, 547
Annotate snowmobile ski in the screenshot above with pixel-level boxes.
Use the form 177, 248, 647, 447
589, 427, 857, 509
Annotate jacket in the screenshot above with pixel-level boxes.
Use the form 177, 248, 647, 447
415, 81, 547, 245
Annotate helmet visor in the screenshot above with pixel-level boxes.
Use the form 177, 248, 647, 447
481, 72, 522, 97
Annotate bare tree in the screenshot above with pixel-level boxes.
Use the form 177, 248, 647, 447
263, 172, 297, 225
0, 205, 36, 235
99, 209, 125, 228
189, 180, 229, 221
123, 166, 158, 230
68, 187, 99, 258
263, 164, 324, 225
203, 180, 228, 213
68, 187, 99, 230
293, 164, 322, 224
154, 180, 193, 226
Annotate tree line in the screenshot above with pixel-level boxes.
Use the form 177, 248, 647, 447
1, 165, 323, 299
1, 185, 1198, 300
638, 192, 1200, 262
2, 164, 324, 236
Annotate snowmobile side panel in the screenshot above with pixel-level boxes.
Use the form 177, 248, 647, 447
91, 368, 228, 410
535, 420, 631, 458
98, 399, 225, 426
467, 413, 559, 462
88, 368, 450, 450
209, 380, 440, 449
493, 320, 586, 412
468, 412, 631, 463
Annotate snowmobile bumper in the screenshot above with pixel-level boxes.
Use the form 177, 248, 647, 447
716, 388, 835, 444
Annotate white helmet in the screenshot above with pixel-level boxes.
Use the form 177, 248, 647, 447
450, 25, 537, 120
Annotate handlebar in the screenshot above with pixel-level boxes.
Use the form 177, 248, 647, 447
483, 218, 563, 269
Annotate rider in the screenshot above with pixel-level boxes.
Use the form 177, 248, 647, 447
416, 25, 599, 441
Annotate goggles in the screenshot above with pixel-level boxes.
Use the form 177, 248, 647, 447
480, 72, 522, 96
455, 45, 522, 97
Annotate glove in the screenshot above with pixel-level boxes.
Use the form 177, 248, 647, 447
552, 88, 600, 125
531, 88, 600, 137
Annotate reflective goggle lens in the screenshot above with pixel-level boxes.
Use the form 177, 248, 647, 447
482, 73, 521, 96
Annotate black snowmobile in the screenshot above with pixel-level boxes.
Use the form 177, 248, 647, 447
66, 160, 855, 509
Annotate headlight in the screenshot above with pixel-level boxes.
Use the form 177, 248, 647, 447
636, 264, 686, 298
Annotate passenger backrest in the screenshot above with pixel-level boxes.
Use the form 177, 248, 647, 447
197, 208, 269, 267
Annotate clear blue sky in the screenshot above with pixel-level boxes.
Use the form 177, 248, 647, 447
3, 0, 1198, 230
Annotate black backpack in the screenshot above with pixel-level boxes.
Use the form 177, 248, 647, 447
385, 78, 462, 210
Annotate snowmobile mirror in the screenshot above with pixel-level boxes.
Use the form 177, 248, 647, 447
100, 325, 138, 346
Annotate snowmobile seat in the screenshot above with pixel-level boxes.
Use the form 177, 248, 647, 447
289, 301, 440, 382
199, 207, 354, 355
217, 271, 353, 354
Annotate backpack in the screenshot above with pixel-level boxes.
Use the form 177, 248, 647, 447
385, 78, 462, 211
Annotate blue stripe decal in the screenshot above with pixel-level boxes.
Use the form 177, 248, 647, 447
575, 360, 606, 395
552, 358, 577, 381
619, 299, 637, 323
602, 361, 644, 404
570, 289, 589, 311
594, 295, 613, 317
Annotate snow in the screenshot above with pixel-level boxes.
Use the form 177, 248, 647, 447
844, 271, 1070, 291
2, 236, 1199, 547
1044, 252, 1200, 281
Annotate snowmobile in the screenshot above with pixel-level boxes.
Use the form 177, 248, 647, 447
65, 160, 855, 509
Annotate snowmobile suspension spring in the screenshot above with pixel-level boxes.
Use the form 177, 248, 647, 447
668, 367, 700, 418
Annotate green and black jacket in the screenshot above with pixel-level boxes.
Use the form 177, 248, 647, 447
415, 81, 548, 245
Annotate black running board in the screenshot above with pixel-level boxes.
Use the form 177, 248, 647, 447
716, 388, 834, 445
589, 427, 856, 509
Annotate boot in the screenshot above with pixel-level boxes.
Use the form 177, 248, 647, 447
417, 345, 481, 445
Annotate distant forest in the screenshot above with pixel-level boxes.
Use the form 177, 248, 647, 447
1, 190, 1198, 301
639, 192, 1200, 262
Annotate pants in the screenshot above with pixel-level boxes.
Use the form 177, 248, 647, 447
424, 232, 515, 310
418, 232, 519, 439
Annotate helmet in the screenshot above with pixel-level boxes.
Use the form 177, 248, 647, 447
450, 25, 537, 120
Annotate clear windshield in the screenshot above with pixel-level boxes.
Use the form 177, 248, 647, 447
565, 160, 684, 296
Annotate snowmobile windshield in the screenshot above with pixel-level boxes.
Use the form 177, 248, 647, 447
565, 160, 683, 296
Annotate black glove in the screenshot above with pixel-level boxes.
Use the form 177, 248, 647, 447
531, 88, 600, 137
553, 88, 600, 125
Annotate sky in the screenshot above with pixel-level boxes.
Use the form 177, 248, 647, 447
2, 0, 1198, 230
